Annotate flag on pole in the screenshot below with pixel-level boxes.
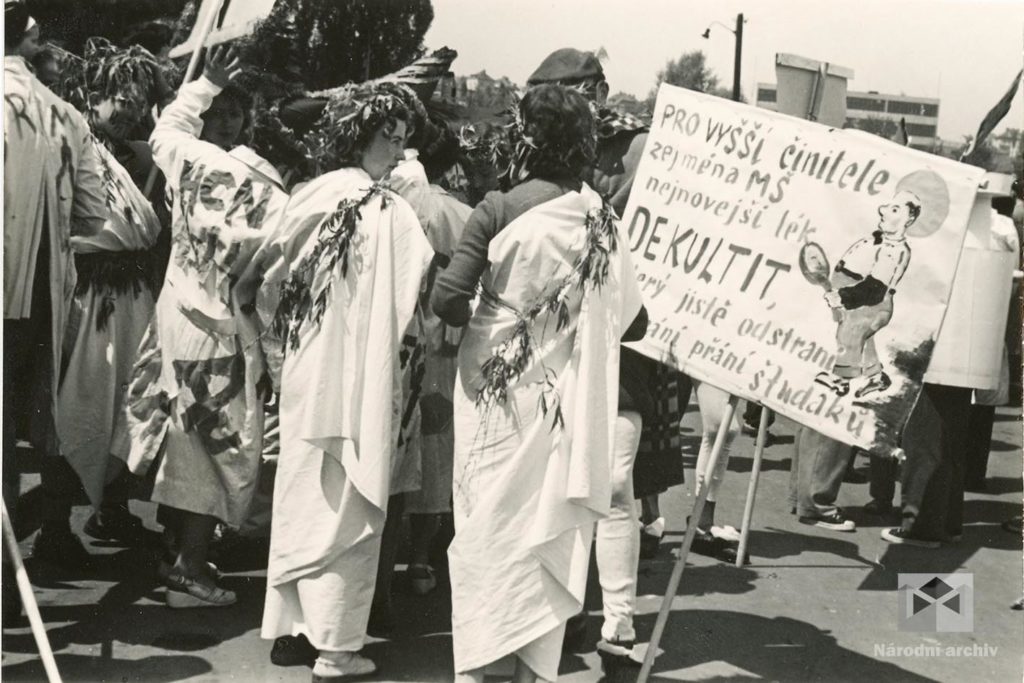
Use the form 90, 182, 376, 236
961, 68, 1022, 161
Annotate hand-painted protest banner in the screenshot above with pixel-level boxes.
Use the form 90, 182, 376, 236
622, 83, 985, 452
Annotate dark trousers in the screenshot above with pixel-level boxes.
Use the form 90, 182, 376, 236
869, 451, 898, 506
4, 232, 83, 532
900, 384, 971, 540
788, 425, 851, 517
742, 401, 775, 429
964, 404, 996, 488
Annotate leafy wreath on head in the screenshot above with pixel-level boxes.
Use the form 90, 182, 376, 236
273, 85, 416, 352
52, 37, 176, 129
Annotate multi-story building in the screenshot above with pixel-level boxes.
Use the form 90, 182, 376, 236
756, 82, 940, 150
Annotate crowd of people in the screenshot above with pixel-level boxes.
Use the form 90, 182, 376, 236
4, 2, 1023, 681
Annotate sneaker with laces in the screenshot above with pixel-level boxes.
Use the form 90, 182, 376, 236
880, 527, 940, 548
798, 511, 856, 532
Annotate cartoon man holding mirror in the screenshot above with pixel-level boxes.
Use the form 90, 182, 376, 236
801, 169, 950, 400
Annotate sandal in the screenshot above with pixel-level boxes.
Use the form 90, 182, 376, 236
158, 555, 221, 583
165, 572, 236, 608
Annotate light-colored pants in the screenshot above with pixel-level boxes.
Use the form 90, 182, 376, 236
693, 381, 738, 503
596, 411, 642, 642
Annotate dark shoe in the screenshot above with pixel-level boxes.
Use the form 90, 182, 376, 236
855, 372, 892, 399
84, 509, 151, 546
271, 634, 317, 667
31, 526, 92, 568
597, 638, 641, 672
880, 527, 940, 548
690, 528, 742, 564
863, 499, 893, 516
798, 511, 856, 532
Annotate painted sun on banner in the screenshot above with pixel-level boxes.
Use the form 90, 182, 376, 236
623, 84, 985, 453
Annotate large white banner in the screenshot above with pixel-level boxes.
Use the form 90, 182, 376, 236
623, 84, 985, 452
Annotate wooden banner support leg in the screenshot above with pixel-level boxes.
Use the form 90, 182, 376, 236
637, 394, 739, 683
736, 405, 771, 567
141, 0, 226, 198
1, 497, 63, 683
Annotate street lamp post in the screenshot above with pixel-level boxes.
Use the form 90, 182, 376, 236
702, 13, 745, 102
732, 13, 743, 102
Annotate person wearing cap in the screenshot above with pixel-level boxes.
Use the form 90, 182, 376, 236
258, 82, 432, 681
4, 1, 107, 575
528, 48, 740, 670
434, 83, 644, 683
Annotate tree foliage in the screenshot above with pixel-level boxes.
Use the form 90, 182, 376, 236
172, 0, 435, 92
646, 50, 742, 106
27, 0, 188, 51
607, 92, 650, 119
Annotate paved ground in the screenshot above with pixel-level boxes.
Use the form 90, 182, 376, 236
2, 404, 1022, 682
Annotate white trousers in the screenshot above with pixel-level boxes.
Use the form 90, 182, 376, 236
595, 411, 642, 642
693, 381, 738, 503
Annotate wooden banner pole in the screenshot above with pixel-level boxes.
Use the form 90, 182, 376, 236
2, 498, 63, 683
142, 0, 226, 197
637, 394, 739, 683
736, 405, 771, 567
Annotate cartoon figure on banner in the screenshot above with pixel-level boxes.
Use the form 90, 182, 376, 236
800, 169, 950, 401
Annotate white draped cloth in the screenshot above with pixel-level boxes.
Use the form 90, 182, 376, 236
260, 168, 432, 652
449, 184, 642, 679
57, 140, 162, 507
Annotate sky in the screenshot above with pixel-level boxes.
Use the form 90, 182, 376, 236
423, 0, 1024, 142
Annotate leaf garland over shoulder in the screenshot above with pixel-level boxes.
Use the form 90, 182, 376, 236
475, 199, 620, 431
272, 182, 392, 351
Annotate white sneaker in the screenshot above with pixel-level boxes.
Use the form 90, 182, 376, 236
710, 525, 741, 543
642, 517, 665, 537
312, 652, 377, 680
